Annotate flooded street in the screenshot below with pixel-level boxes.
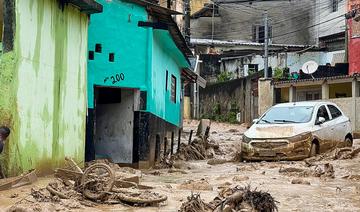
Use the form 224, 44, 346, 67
1, 120, 360, 211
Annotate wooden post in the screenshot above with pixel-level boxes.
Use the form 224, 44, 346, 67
170, 132, 174, 155
164, 137, 167, 157
188, 130, 193, 145
177, 129, 182, 153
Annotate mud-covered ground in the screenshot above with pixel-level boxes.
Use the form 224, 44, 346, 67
1, 120, 360, 211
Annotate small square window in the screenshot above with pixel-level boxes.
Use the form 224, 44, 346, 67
89, 51, 94, 60
171, 75, 176, 103
109, 53, 115, 62
95, 43, 102, 53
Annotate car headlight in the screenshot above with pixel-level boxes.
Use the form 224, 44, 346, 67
242, 135, 252, 143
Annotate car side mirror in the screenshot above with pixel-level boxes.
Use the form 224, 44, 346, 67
252, 118, 259, 124
316, 117, 326, 125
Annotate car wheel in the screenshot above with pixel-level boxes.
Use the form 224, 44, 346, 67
309, 143, 317, 157
345, 137, 353, 147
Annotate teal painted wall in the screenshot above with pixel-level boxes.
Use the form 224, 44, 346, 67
0, 0, 89, 176
88, 0, 190, 127
88, 0, 149, 107
149, 30, 188, 126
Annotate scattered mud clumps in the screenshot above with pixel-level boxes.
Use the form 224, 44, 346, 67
232, 175, 250, 182
291, 178, 311, 185
178, 179, 213, 191
180, 185, 278, 212
279, 163, 335, 179
207, 158, 228, 165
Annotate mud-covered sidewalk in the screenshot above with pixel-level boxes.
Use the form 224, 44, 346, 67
1, 120, 360, 211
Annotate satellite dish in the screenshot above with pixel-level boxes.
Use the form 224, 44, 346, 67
302, 61, 318, 74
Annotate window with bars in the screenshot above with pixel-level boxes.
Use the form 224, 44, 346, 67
252, 25, 272, 43
332, 0, 339, 12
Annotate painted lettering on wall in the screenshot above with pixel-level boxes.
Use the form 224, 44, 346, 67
104, 73, 125, 84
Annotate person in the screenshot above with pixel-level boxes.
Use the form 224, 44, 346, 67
0, 126, 10, 154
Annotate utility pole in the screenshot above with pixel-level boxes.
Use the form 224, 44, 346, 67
184, 0, 190, 44
211, 3, 215, 43
264, 11, 269, 79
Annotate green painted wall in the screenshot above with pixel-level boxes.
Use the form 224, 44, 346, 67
0, 0, 89, 176
88, 0, 190, 127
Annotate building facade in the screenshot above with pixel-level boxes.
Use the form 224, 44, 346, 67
0, 0, 102, 176
86, 0, 194, 168
348, 0, 360, 75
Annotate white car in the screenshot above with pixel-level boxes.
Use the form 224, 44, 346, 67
242, 101, 353, 161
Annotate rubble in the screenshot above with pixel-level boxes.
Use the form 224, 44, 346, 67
279, 163, 335, 179
0, 170, 37, 191
305, 147, 360, 163
10, 159, 167, 210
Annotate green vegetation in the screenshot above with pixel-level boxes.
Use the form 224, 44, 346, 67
217, 71, 233, 82
201, 102, 238, 124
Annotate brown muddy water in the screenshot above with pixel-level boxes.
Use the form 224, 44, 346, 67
1, 121, 360, 211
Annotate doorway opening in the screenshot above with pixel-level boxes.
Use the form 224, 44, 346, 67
93, 87, 136, 163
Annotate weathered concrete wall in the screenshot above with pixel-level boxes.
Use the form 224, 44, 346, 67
258, 78, 274, 116
315, 0, 345, 39
191, 0, 316, 45
199, 76, 258, 123
0, 0, 89, 175
356, 98, 360, 134
328, 97, 360, 134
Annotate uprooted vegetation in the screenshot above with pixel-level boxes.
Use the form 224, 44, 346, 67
179, 185, 278, 212
155, 120, 224, 169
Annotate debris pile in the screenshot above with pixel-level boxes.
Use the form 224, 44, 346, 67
305, 147, 360, 163
180, 185, 278, 212
175, 137, 219, 161
155, 119, 221, 167
334, 147, 360, 160
11, 158, 167, 210
279, 163, 335, 179
179, 193, 211, 212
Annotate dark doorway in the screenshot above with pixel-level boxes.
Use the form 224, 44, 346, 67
92, 87, 135, 163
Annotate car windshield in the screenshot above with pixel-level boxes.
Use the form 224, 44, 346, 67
259, 106, 314, 124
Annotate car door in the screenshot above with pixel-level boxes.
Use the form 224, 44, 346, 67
327, 104, 348, 144
312, 104, 333, 152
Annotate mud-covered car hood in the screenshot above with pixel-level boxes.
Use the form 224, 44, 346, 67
244, 123, 310, 139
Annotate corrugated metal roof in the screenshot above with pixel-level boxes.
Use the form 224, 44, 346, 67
273, 74, 359, 85
190, 38, 314, 48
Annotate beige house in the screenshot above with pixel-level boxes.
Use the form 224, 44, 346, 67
258, 75, 360, 137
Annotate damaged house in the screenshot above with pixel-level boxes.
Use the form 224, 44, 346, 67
85, 0, 196, 168
0, 0, 102, 176
191, 0, 350, 123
